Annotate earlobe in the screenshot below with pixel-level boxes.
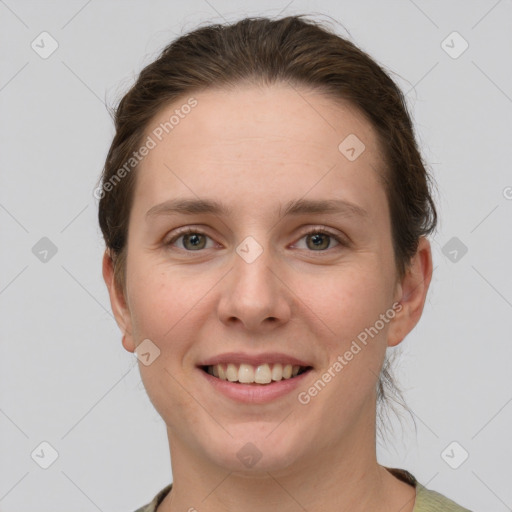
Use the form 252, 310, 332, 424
387, 237, 433, 348
122, 334, 135, 353
102, 250, 136, 353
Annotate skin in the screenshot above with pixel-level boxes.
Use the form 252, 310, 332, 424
103, 83, 432, 512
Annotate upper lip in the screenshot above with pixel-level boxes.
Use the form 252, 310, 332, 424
197, 352, 313, 368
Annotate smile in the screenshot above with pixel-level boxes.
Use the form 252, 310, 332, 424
201, 363, 311, 385
198, 364, 313, 403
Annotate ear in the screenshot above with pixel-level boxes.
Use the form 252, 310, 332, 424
387, 236, 433, 347
102, 249, 136, 353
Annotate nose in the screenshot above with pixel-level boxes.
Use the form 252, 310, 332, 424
217, 241, 292, 332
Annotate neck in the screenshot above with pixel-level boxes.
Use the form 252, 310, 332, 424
157, 402, 415, 512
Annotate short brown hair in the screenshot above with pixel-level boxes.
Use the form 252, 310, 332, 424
97, 14, 438, 439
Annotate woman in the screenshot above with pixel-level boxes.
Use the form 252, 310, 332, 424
97, 15, 472, 512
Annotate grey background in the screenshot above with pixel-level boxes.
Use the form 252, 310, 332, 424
1, 1, 511, 511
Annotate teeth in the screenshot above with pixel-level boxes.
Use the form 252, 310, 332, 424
255, 363, 271, 384
238, 363, 255, 383
271, 363, 283, 381
226, 363, 238, 382
206, 363, 305, 384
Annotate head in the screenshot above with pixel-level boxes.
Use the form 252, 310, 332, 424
98, 15, 436, 470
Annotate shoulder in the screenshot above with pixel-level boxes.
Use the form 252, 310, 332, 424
414, 484, 473, 511
132, 483, 173, 512
130, 475, 474, 512
385, 467, 473, 512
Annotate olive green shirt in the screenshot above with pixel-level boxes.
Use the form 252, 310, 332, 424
133, 468, 473, 511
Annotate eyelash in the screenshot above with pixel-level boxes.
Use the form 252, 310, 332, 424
163, 226, 349, 253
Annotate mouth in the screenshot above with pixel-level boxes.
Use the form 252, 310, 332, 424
199, 363, 313, 385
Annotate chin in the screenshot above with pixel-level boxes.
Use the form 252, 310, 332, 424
202, 426, 306, 474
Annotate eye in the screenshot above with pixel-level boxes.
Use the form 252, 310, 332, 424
164, 228, 216, 251
163, 226, 349, 253
293, 228, 347, 251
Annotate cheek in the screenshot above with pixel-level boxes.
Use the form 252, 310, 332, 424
301, 264, 389, 333
128, 264, 202, 340
128, 266, 207, 426
300, 264, 391, 391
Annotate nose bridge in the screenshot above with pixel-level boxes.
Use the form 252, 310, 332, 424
233, 234, 277, 302
217, 233, 291, 328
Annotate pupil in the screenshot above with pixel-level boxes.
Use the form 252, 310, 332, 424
185, 233, 204, 249
309, 233, 328, 250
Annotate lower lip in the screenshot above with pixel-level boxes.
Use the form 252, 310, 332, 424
197, 367, 313, 404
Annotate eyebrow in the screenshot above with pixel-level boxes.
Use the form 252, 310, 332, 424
281, 198, 368, 218
145, 197, 368, 220
146, 198, 233, 219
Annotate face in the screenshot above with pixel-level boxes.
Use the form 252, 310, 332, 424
104, 83, 431, 474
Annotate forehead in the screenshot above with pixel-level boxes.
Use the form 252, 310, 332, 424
133, 84, 387, 223
144, 84, 378, 156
